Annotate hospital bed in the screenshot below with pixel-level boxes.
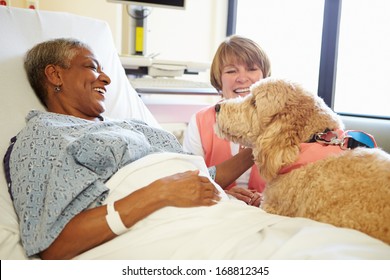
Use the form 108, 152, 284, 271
1, 6, 389, 260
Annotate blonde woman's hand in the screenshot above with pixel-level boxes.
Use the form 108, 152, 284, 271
225, 187, 261, 207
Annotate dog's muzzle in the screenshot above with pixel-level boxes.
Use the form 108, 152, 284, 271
215, 103, 221, 113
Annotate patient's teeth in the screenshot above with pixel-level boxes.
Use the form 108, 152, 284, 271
94, 88, 105, 94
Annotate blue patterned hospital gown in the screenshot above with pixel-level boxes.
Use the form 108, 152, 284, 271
7, 110, 212, 257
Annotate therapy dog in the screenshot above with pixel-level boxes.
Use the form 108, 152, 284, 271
214, 77, 390, 244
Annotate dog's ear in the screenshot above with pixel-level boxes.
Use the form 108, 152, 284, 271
253, 119, 300, 181
251, 80, 289, 121
250, 79, 301, 181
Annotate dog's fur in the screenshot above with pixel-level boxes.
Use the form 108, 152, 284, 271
215, 77, 390, 244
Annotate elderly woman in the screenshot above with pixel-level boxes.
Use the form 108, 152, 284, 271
4, 38, 256, 260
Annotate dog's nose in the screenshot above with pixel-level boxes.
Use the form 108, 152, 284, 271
215, 103, 221, 113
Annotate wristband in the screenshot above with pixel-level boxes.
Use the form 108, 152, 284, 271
105, 202, 128, 235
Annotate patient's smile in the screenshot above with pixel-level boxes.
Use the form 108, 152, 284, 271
94, 87, 106, 94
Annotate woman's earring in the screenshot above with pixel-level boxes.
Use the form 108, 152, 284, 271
54, 86, 61, 93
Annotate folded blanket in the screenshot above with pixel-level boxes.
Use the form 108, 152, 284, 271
104, 152, 229, 203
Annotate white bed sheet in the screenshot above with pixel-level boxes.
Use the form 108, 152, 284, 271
75, 153, 390, 260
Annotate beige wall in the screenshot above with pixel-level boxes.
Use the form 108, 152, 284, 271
9, 0, 227, 62
10, 0, 125, 52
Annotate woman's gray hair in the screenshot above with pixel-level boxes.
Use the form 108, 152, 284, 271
24, 38, 92, 107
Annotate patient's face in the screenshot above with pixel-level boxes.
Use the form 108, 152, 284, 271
221, 62, 263, 100
56, 48, 111, 121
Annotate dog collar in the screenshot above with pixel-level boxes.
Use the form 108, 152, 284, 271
309, 129, 377, 149
280, 129, 378, 175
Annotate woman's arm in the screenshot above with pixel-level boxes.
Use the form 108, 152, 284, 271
39, 170, 220, 260
213, 148, 262, 207
213, 148, 254, 189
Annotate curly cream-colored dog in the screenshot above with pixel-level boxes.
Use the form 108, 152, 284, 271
214, 77, 390, 245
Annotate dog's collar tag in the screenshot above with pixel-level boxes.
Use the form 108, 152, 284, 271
344, 130, 377, 149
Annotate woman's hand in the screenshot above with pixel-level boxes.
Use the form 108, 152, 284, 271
226, 187, 261, 207
150, 170, 221, 207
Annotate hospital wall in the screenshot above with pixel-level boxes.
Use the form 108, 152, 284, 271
9, 0, 228, 62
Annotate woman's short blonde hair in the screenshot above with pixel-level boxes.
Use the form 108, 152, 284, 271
210, 35, 271, 91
